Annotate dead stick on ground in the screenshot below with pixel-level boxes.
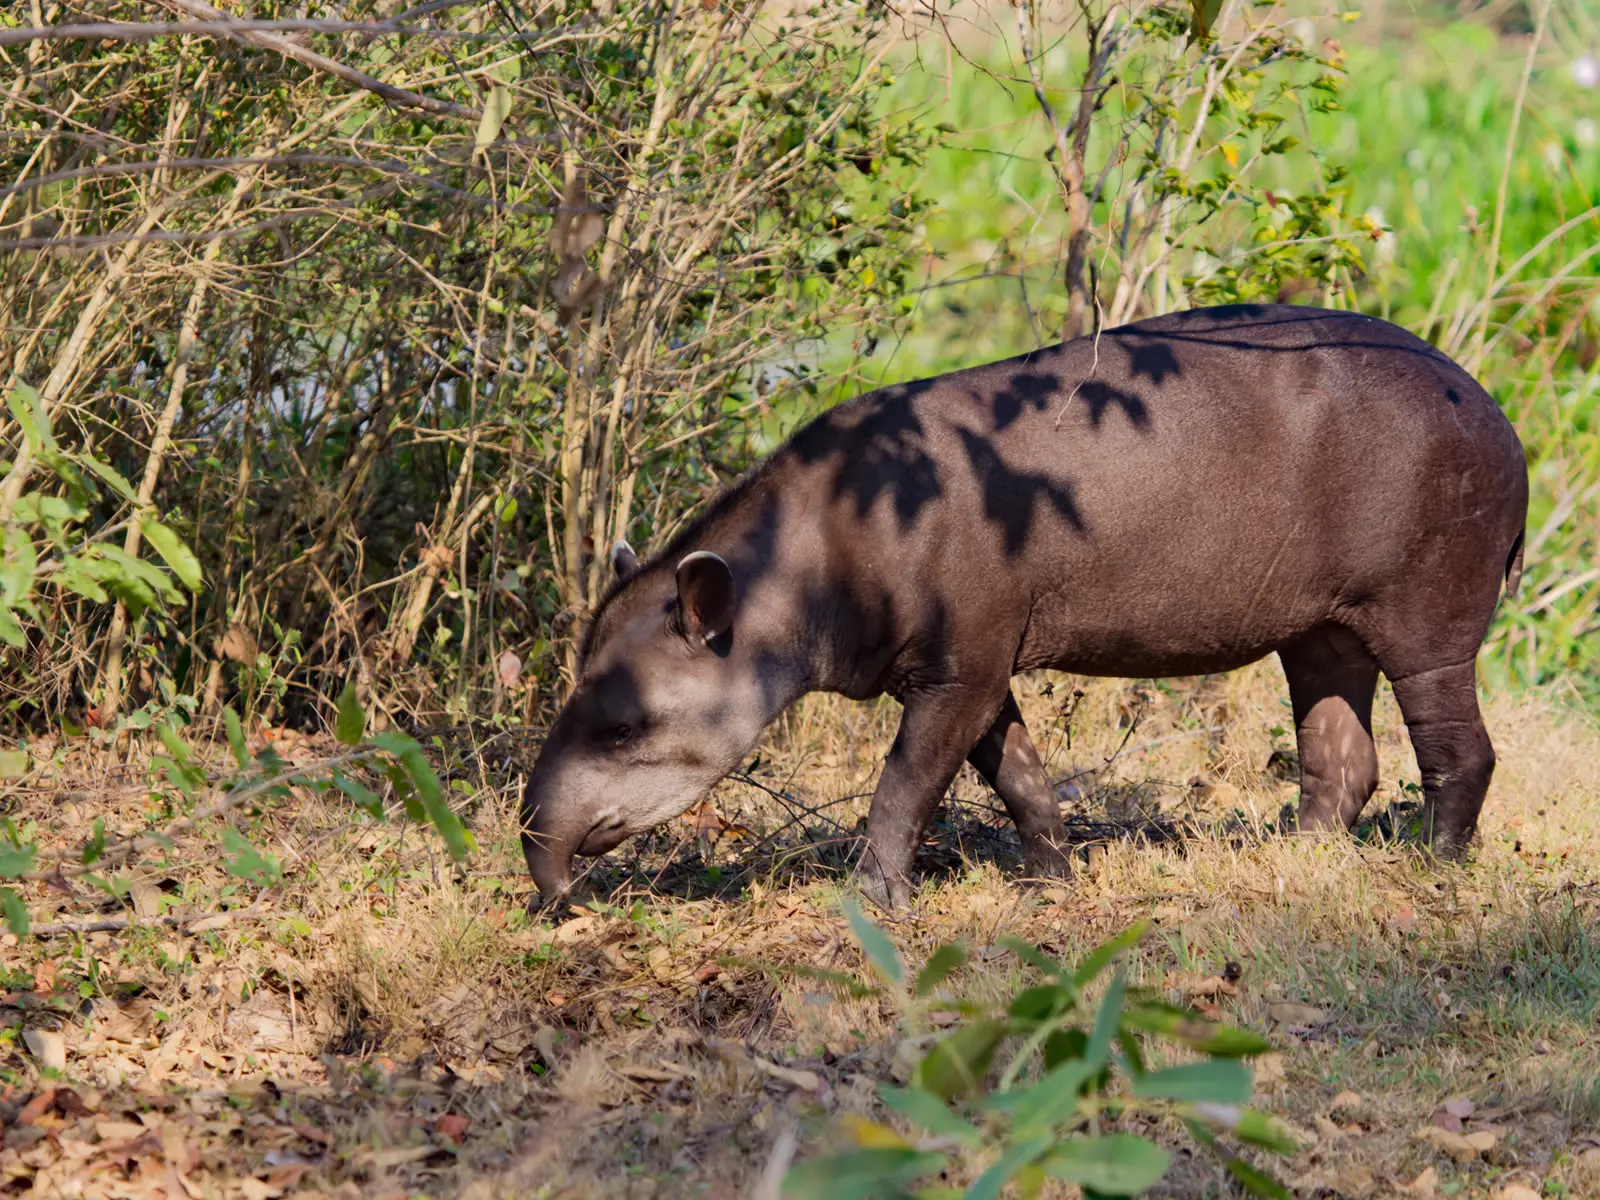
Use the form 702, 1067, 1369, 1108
30, 902, 280, 938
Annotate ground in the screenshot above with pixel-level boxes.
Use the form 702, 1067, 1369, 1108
3, 663, 1599, 1199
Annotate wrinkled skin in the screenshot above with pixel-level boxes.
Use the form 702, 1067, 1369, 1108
523, 304, 1529, 911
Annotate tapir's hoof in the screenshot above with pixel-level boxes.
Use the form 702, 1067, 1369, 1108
528, 888, 573, 917
856, 861, 912, 915
1421, 830, 1475, 863
1020, 838, 1074, 882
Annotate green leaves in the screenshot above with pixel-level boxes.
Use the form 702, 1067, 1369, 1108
1042, 1134, 1171, 1194
475, 85, 512, 149
223, 827, 282, 889
844, 895, 905, 988
914, 942, 967, 997
913, 1019, 1008, 1101
334, 682, 366, 746
790, 912, 1290, 1199
139, 517, 203, 591
1131, 1059, 1253, 1104
0, 888, 29, 937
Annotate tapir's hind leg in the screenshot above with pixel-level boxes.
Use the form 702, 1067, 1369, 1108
1384, 662, 1494, 859
966, 689, 1072, 879
1278, 627, 1381, 833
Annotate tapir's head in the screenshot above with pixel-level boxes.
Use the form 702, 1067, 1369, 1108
521, 541, 772, 905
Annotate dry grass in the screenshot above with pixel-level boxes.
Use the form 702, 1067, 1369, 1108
5, 664, 1600, 1198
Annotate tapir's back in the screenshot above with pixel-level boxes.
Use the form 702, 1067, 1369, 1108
805, 304, 1528, 679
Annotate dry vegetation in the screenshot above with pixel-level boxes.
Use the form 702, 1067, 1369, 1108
4, 666, 1599, 1198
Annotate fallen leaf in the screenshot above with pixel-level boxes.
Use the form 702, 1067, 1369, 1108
1267, 1002, 1329, 1027
365, 1144, 435, 1168
22, 1028, 66, 1071
551, 915, 601, 946
95, 1119, 149, 1143
434, 1113, 470, 1143
1442, 1095, 1476, 1119
1490, 1188, 1542, 1200
1397, 1166, 1437, 1197
1329, 1089, 1363, 1114
1465, 1129, 1497, 1153
1431, 1109, 1464, 1133
1415, 1124, 1484, 1161
19, 1088, 57, 1124
1254, 1053, 1286, 1086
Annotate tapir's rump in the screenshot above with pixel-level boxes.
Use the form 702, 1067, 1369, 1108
522, 304, 1529, 910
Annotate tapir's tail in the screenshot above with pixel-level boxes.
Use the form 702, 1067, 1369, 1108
1503, 529, 1525, 601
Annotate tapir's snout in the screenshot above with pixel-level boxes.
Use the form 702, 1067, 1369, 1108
520, 757, 585, 906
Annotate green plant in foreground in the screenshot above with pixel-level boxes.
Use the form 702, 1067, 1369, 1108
0, 683, 469, 936
785, 906, 1292, 1200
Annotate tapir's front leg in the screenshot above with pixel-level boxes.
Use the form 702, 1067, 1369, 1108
858, 685, 1008, 912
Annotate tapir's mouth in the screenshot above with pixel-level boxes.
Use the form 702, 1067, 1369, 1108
576, 821, 631, 857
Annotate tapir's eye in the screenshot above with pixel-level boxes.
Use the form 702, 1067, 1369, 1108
611, 723, 636, 747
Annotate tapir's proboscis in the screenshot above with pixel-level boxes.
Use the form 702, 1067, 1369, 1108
521, 304, 1528, 911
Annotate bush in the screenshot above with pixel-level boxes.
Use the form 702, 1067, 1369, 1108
784, 904, 1293, 1199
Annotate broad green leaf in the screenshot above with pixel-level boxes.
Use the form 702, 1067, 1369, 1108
0, 887, 29, 936
139, 517, 203, 591
783, 1147, 945, 1200
1044, 1027, 1089, 1070
77, 453, 137, 502
1009, 983, 1073, 1023
0, 842, 36, 878
1186, 1104, 1298, 1155
1007, 1059, 1096, 1136
914, 942, 967, 997
0, 605, 24, 648
7, 383, 55, 454
0, 749, 28, 779
963, 1133, 1051, 1200
1041, 1134, 1171, 1195
914, 1018, 1008, 1100
55, 559, 108, 603
155, 721, 192, 768
1121, 1003, 1274, 1057
334, 681, 366, 746
878, 1084, 981, 1148
1131, 1059, 1252, 1104
400, 747, 469, 860
1084, 967, 1128, 1071
0, 530, 36, 600
81, 817, 106, 865
223, 827, 283, 888
996, 935, 1069, 980
369, 729, 421, 756
333, 769, 384, 819
475, 85, 512, 149
1071, 921, 1148, 989
1225, 1154, 1293, 1199
223, 707, 249, 769
92, 544, 181, 606
843, 896, 905, 988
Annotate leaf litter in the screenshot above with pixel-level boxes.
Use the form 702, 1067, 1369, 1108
2, 672, 1599, 1196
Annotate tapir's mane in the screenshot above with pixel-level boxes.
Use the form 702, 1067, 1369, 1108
577, 447, 791, 668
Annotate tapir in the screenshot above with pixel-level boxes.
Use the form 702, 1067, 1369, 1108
521, 304, 1529, 910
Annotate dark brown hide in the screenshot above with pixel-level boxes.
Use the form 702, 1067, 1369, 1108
522, 304, 1529, 909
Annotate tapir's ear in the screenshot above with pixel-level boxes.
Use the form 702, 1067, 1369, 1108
674, 551, 736, 644
610, 539, 639, 581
